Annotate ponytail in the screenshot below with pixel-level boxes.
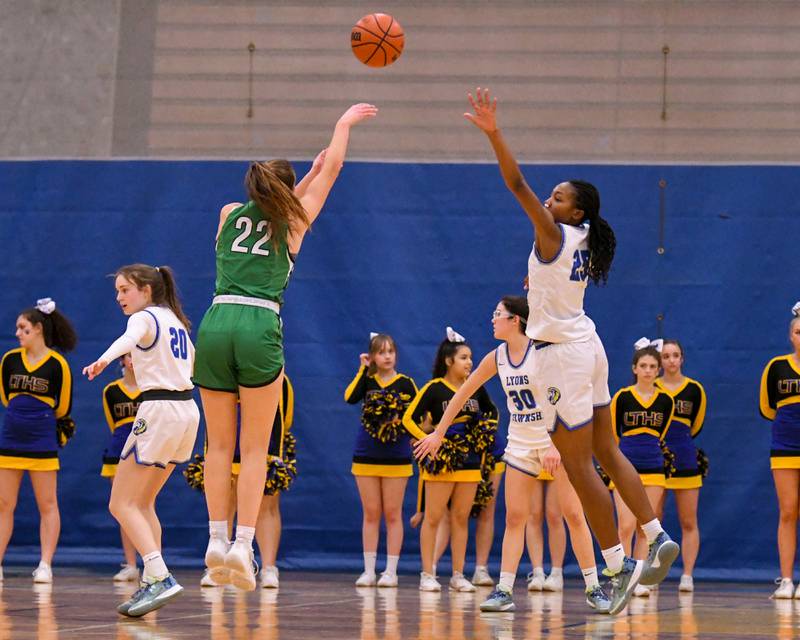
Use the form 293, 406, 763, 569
20, 307, 78, 352
568, 179, 616, 286
115, 264, 191, 331
245, 160, 310, 249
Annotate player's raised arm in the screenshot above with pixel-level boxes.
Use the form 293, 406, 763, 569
464, 88, 561, 259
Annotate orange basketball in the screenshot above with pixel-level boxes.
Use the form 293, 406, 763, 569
350, 13, 404, 68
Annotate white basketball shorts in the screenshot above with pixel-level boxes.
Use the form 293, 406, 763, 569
531, 331, 611, 431
121, 399, 200, 468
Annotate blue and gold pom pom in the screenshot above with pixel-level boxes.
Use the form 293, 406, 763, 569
361, 390, 413, 444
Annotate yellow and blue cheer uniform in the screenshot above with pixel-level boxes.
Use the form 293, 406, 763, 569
760, 355, 800, 469
100, 379, 141, 477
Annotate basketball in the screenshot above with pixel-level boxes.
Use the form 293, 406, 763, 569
350, 13, 405, 68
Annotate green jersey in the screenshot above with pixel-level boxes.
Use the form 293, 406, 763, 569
214, 201, 294, 303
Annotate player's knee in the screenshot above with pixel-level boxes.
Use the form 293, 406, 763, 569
506, 504, 529, 528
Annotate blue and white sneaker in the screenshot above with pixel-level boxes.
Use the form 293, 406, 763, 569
125, 574, 184, 617
604, 557, 644, 616
479, 586, 515, 612
640, 531, 680, 586
585, 585, 611, 613
117, 583, 148, 616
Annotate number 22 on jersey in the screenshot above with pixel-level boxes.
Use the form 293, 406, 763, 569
230, 216, 271, 256
569, 249, 590, 282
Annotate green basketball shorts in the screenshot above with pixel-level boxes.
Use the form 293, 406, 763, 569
193, 302, 284, 391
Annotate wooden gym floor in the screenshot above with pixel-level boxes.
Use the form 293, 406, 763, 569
0, 568, 792, 639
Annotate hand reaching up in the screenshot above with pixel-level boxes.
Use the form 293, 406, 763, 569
464, 87, 498, 133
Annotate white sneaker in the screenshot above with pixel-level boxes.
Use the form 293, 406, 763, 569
224, 541, 258, 591
679, 575, 694, 592
205, 536, 231, 585
377, 572, 397, 588
543, 572, 564, 592
419, 572, 441, 592
113, 564, 139, 582
449, 572, 476, 592
355, 571, 377, 587
471, 566, 494, 586
32, 563, 52, 584
261, 565, 279, 589
633, 583, 651, 597
527, 571, 545, 592
773, 577, 794, 599
200, 569, 220, 587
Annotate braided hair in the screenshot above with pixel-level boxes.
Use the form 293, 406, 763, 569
568, 180, 616, 286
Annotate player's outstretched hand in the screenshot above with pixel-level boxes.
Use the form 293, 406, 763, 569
464, 87, 498, 133
413, 430, 444, 461
82, 359, 109, 381
338, 103, 379, 127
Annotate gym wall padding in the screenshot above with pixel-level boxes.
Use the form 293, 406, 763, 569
0, 161, 796, 579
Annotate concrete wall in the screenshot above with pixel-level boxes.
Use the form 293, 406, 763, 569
2, 1, 800, 161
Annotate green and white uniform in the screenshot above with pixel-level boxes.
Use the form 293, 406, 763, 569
193, 201, 294, 391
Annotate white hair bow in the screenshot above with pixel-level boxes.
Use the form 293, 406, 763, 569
35, 298, 56, 315
634, 336, 663, 352
369, 332, 379, 340
446, 326, 466, 343
793, 302, 800, 317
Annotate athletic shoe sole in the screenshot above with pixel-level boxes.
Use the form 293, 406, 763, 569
640, 540, 680, 586
608, 560, 644, 616
125, 584, 184, 617
225, 553, 256, 591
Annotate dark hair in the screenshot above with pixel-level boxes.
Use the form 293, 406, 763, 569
19, 306, 78, 352
499, 295, 528, 334
568, 180, 616, 286
631, 346, 662, 383
367, 334, 397, 376
432, 339, 471, 379
662, 339, 684, 360
115, 264, 191, 331
245, 160, 310, 249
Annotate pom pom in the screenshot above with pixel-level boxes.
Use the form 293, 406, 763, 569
661, 442, 677, 478
697, 448, 709, 478
419, 433, 469, 475
361, 390, 413, 444
264, 432, 298, 495
464, 413, 498, 455
183, 454, 205, 491
470, 451, 499, 518
56, 416, 76, 447
594, 460, 611, 488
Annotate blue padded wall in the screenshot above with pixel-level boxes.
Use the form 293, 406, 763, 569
0, 161, 796, 579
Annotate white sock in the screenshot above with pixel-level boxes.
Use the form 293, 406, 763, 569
142, 551, 169, 581
582, 566, 600, 589
475, 564, 488, 573
499, 571, 515, 592
432, 563, 437, 578
549, 567, 563, 577
363, 551, 377, 575
601, 544, 625, 574
37, 560, 51, 570
385, 555, 399, 576
641, 518, 664, 544
532, 566, 545, 577
209, 520, 229, 542
235, 525, 255, 546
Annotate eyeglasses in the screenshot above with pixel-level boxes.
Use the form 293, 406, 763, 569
492, 311, 515, 319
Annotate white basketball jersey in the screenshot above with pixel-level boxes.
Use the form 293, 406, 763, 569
526, 222, 596, 343
496, 342, 551, 450
130, 306, 195, 392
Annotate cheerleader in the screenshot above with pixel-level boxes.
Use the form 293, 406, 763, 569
415, 297, 610, 613
403, 329, 498, 593
611, 339, 675, 598
655, 339, 707, 593
524, 471, 567, 592
0, 298, 77, 584
461, 87, 678, 614
100, 354, 142, 582
344, 333, 417, 587
760, 302, 800, 599
83, 264, 199, 617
